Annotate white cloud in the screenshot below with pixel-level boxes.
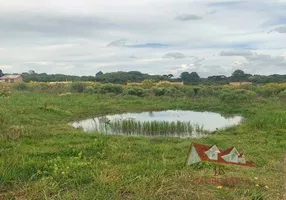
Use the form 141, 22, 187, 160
175, 14, 202, 21
0, 0, 286, 76
220, 50, 253, 56
219, 50, 286, 75
107, 39, 128, 47
270, 25, 286, 33
163, 52, 186, 59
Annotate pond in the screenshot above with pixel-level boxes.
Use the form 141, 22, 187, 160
71, 110, 243, 138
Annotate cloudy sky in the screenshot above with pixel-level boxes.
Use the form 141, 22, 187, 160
1, 0, 286, 77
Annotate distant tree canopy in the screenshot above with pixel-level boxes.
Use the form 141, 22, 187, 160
18, 69, 286, 84
96, 71, 104, 77
94, 71, 169, 84
207, 75, 227, 82
0, 69, 3, 77
230, 69, 252, 82
21, 71, 170, 84
180, 72, 200, 84
29, 70, 36, 74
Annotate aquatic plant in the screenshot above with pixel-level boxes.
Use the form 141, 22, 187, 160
91, 119, 210, 137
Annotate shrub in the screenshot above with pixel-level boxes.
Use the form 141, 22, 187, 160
125, 87, 144, 97
255, 84, 285, 97
219, 89, 257, 103
13, 83, 28, 91
84, 86, 96, 94
235, 89, 257, 100
99, 84, 124, 94
278, 90, 286, 99
193, 88, 200, 95
151, 87, 166, 96
70, 82, 86, 93
198, 87, 222, 97
164, 87, 183, 97
184, 87, 195, 97
142, 89, 152, 97
141, 80, 155, 89
47, 83, 68, 94
0, 84, 11, 97
29, 83, 49, 93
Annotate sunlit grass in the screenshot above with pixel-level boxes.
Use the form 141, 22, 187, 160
0, 89, 285, 199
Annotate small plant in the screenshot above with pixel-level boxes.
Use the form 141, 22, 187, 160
13, 83, 28, 91
70, 82, 86, 93
99, 84, 124, 94
151, 87, 166, 96
278, 90, 286, 99
141, 79, 155, 89
37, 152, 93, 182
125, 87, 144, 97
0, 84, 11, 97
193, 88, 200, 95
219, 89, 257, 103
84, 86, 96, 94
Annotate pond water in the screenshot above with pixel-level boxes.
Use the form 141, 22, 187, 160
71, 110, 242, 138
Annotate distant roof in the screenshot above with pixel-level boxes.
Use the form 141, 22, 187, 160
0, 74, 22, 79
192, 142, 255, 167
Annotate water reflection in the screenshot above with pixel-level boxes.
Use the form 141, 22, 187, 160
71, 110, 242, 138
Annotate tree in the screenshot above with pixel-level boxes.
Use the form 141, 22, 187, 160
189, 72, 200, 82
232, 69, 245, 77
0, 69, 3, 77
96, 71, 104, 77
167, 74, 174, 79
231, 69, 251, 82
180, 72, 200, 84
29, 70, 36, 74
207, 75, 227, 82
180, 72, 191, 83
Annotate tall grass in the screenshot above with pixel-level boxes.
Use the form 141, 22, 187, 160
247, 110, 286, 130
90, 119, 210, 137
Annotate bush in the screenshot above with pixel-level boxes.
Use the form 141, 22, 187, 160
70, 82, 86, 93
198, 87, 222, 97
219, 89, 257, 103
141, 79, 156, 89
235, 89, 257, 101
164, 87, 183, 97
13, 83, 28, 91
278, 90, 286, 99
0, 84, 11, 97
184, 88, 195, 97
151, 87, 166, 96
47, 83, 68, 94
28, 83, 49, 93
255, 84, 285, 97
99, 84, 124, 94
219, 92, 237, 103
84, 86, 97, 94
125, 87, 144, 97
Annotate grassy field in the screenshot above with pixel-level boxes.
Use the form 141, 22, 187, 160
0, 88, 286, 199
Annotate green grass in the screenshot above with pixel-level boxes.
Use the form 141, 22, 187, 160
0, 91, 285, 199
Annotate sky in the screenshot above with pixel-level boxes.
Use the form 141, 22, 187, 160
0, 0, 286, 77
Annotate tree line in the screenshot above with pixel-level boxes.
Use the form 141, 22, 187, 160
1, 69, 286, 84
